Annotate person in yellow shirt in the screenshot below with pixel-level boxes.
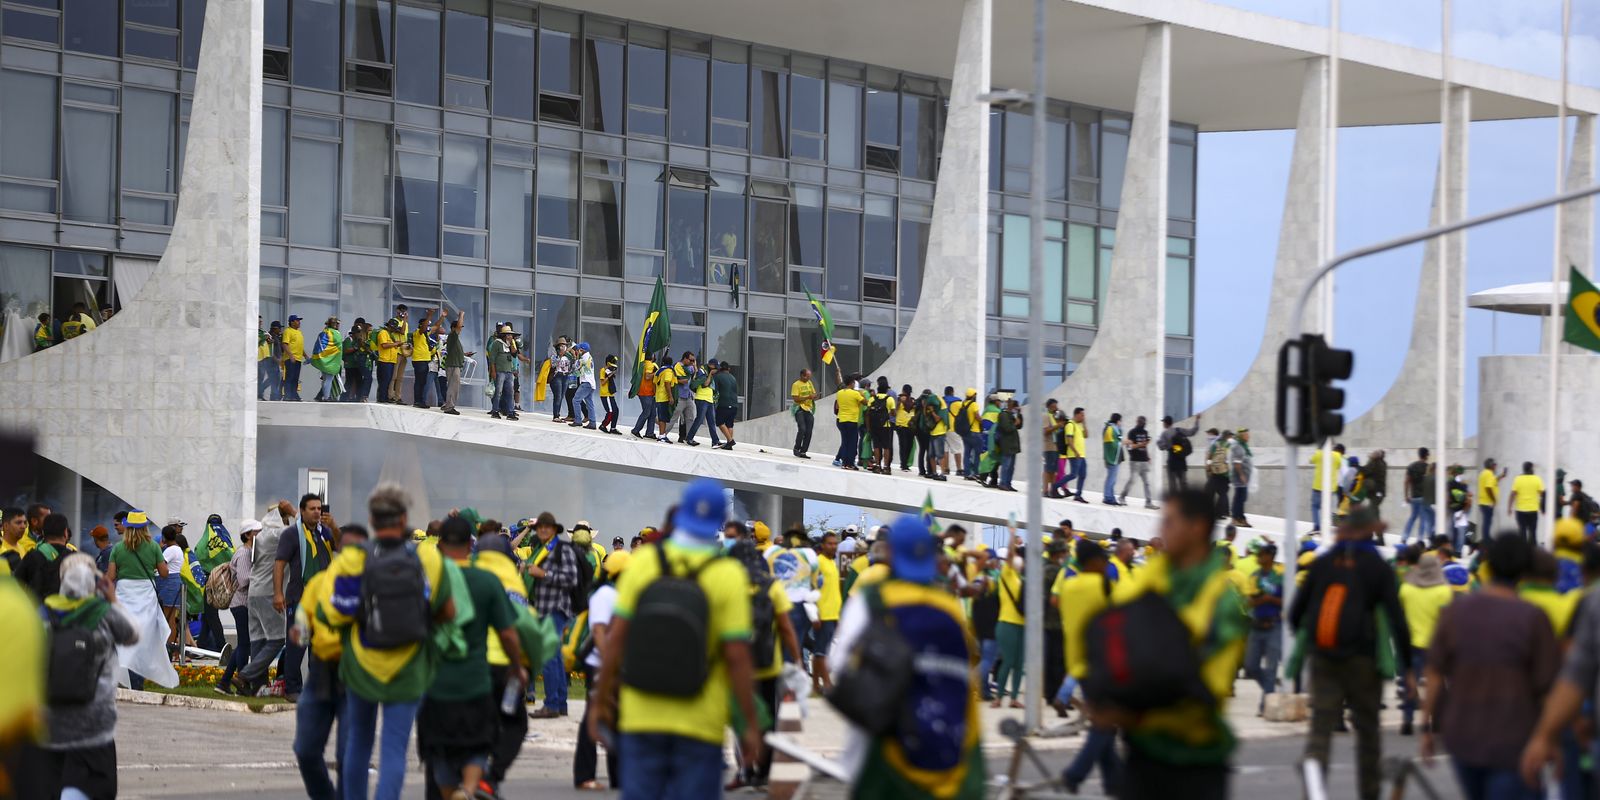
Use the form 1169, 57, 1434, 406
650, 360, 676, 442
409, 308, 438, 408
281, 315, 306, 400
813, 531, 842, 691
291, 524, 364, 798
1309, 444, 1345, 532
629, 357, 658, 438
726, 541, 801, 790
0, 507, 38, 573
1510, 461, 1546, 542
1396, 552, 1452, 735
258, 316, 283, 401
993, 547, 1026, 709
1051, 407, 1089, 500
1519, 548, 1580, 638
893, 384, 916, 472
373, 317, 402, 404
1055, 540, 1120, 793
834, 375, 865, 470
1477, 459, 1505, 541
790, 368, 819, 459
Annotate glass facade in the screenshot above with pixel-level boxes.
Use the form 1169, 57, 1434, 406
0, 0, 1198, 417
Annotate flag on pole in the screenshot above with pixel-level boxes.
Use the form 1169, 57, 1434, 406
1564, 266, 1600, 354
921, 492, 939, 536
803, 286, 835, 364
192, 515, 234, 573
631, 276, 672, 397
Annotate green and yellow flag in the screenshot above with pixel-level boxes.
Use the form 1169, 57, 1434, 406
803, 286, 835, 364
921, 492, 939, 537
631, 276, 672, 397
1564, 267, 1600, 354
192, 516, 235, 573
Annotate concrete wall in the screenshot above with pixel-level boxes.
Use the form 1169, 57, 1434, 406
1478, 354, 1600, 501
0, 0, 261, 525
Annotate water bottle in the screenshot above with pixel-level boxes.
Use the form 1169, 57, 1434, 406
500, 676, 523, 716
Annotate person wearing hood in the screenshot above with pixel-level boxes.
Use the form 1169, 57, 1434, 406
1397, 550, 1452, 735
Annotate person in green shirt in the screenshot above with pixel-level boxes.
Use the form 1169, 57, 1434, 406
420, 516, 523, 800
711, 360, 740, 451
440, 309, 473, 416
1101, 413, 1125, 505
487, 325, 523, 420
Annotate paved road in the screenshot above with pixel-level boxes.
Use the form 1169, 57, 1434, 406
112, 700, 1464, 799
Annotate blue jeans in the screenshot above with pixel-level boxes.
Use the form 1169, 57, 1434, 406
1103, 463, 1120, 502
1451, 761, 1541, 800
836, 421, 859, 467
999, 454, 1017, 488
1054, 457, 1087, 496
540, 610, 570, 711
1401, 647, 1427, 726
549, 374, 570, 418
1245, 625, 1282, 711
632, 396, 656, 434
318, 370, 338, 400
258, 359, 282, 400
1232, 485, 1250, 520
281, 601, 304, 697
687, 399, 719, 445
978, 639, 1000, 700
1062, 726, 1123, 794
375, 361, 394, 402
284, 359, 303, 400
294, 661, 345, 800
620, 733, 724, 800
1480, 506, 1495, 542
786, 605, 810, 663
494, 372, 516, 416
1311, 490, 1323, 529
964, 433, 985, 476
220, 605, 251, 685
572, 382, 596, 425
341, 693, 419, 800
1403, 498, 1435, 544
1054, 675, 1077, 706
412, 361, 431, 406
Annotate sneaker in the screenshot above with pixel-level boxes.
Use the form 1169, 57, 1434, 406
213, 683, 233, 696
1234, 517, 1253, 528
832, 459, 843, 467
659, 437, 671, 443
1072, 495, 1089, 504
506, 414, 520, 421
631, 430, 642, 438
528, 707, 564, 719
1400, 721, 1414, 736
489, 411, 501, 419
797, 452, 810, 459
685, 440, 700, 446
1145, 502, 1159, 510
443, 408, 460, 415
473, 779, 502, 800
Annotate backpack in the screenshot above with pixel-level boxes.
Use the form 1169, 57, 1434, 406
47, 603, 111, 706
205, 562, 239, 608
750, 576, 778, 672
868, 395, 892, 430
622, 546, 719, 697
825, 584, 914, 735
1169, 430, 1191, 461
1083, 591, 1212, 712
1206, 440, 1231, 476
359, 541, 431, 649
565, 542, 595, 621
1307, 546, 1375, 655
953, 400, 973, 435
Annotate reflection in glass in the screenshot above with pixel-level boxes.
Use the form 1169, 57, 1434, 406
444, 3, 488, 80
343, 120, 392, 221
64, 0, 116, 55
63, 108, 115, 223
708, 178, 744, 260
396, 5, 440, 105
790, 74, 822, 160
749, 198, 785, 294
706, 310, 745, 393
827, 82, 860, 169
3, 9, 57, 45
866, 88, 896, 146
289, 133, 338, 247
345, 0, 392, 63
711, 59, 747, 149
667, 186, 705, 285
747, 334, 782, 417
292, 0, 340, 90
539, 28, 579, 95
122, 89, 175, 193
262, 107, 286, 207
898, 218, 927, 307
265, 0, 287, 46
394, 151, 439, 256
489, 163, 532, 267
441, 134, 486, 231
126, 0, 176, 27
751, 68, 786, 158
825, 208, 860, 301
0, 70, 56, 210
582, 174, 622, 277
492, 22, 535, 120
861, 323, 894, 375
627, 44, 666, 138
536, 150, 578, 241
534, 293, 576, 359
669, 54, 707, 147
900, 94, 936, 180
584, 38, 623, 133
863, 195, 894, 277
126, 27, 178, 61
1067, 223, 1095, 300
0, 245, 51, 319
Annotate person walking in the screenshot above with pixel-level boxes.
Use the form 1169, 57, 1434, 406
574, 550, 630, 791
319, 485, 456, 800
523, 512, 581, 718
1361, 450, 1389, 512
233, 503, 288, 695
269, 494, 337, 702
725, 541, 802, 792
712, 360, 740, 449
1397, 551, 1452, 736
1155, 414, 1200, 493
664, 352, 699, 444
487, 324, 522, 421
1402, 448, 1436, 545
1242, 543, 1284, 714
570, 342, 599, 428
103, 510, 177, 690
1056, 540, 1121, 795
1228, 429, 1254, 527
216, 519, 260, 694
282, 315, 306, 401
1119, 415, 1156, 509
1423, 535, 1558, 800
599, 354, 621, 433
439, 309, 471, 416
790, 368, 819, 459
311, 316, 344, 402
684, 358, 719, 445
1038, 399, 1062, 493
629, 355, 658, 438
1510, 461, 1546, 543
1290, 507, 1413, 800
1202, 429, 1233, 519
292, 523, 366, 800
1053, 408, 1089, 502
992, 541, 1026, 708
1309, 443, 1346, 532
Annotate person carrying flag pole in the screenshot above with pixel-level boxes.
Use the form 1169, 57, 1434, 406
804, 287, 845, 388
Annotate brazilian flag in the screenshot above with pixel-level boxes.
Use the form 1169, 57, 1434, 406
631, 276, 672, 397
1564, 267, 1600, 354
804, 286, 835, 364
192, 516, 235, 573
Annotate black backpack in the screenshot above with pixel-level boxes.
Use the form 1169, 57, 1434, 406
47, 613, 104, 706
1168, 430, 1191, 462
868, 396, 892, 429
750, 576, 778, 671
1306, 547, 1376, 656
826, 584, 914, 735
566, 542, 596, 618
1083, 591, 1212, 712
360, 541, 431, 649
953, 400, 973, 434
622, 546, 718, 697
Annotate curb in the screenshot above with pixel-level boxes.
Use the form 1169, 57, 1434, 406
117, 687, 294, 714
768, 696, 808, 800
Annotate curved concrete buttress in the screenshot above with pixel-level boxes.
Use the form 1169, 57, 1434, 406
0, 0, 262, 524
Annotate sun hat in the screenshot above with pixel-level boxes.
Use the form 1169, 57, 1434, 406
125, 509, 150, 528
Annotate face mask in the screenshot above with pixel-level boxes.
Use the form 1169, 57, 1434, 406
721, 538, 738, 552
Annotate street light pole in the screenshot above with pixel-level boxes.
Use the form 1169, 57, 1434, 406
1021, 0, 1048, 735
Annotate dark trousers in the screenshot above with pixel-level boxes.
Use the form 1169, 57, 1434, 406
198, 604, 226, 651
375, 361, 395, 403
1043, 628, 1065, 701
836, 421, 859, 467
293, 659, 344, 800
896, 428, 915, 469
1231, 485, 1250, 520
1480, 506, 1495, 541
1165, 463, 1188, 494
549, 375, 570, 418
1516, 510, 1540, 542
794, 409, 814, 454
632, 396, 656, 434
755, 677, 782, 782
284, 359, 303, 400
1206, 473, 1231, 519
1122, 745, 1227, 800
220, 605, 251, 685
488, 665, 528, 786
1306, 653, 1382, 800
574, 664, 619, 788
600, 395, 619, 428
915, 432, 934, 474
412, 361, 432, 406
281, 601, 305, 696
1063, 727, 1123, 795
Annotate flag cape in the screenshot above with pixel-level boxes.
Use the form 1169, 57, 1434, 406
310, 328, 344, 375
632, 277, 673, 397
1564, 266, 1600, 354
193, 519, 235, 573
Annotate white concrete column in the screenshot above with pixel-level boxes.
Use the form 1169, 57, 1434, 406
1345, 86, 1469, 448
1566, 115, 1594, 278
1194, 57, 1328, 445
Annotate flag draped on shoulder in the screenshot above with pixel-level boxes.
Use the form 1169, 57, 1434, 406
1564, 266, 1600, 354
193, 517, 235, 573
632, 276, 673, 397
804, 286, 835, 364
311, 328, 344, 375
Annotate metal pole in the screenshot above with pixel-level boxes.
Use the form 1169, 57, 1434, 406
1315, 0, 1342, 544
1434, 0, 1453, 543
1545, 0, 1571, 546
1021, 0, 1047, 735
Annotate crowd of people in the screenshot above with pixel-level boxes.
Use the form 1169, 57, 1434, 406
26, 303, 109, 352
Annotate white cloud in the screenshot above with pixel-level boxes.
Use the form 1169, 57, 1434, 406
1192, 377, 1236, 410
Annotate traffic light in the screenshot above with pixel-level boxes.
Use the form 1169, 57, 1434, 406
1276, 334, 1354, 445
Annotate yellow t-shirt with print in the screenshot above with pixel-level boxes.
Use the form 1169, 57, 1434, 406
375, 329, 400, 364
1309, 450, 1344, 492
755, 580, 793, 681
1513, 474, 1545, 513
816, 556, 842, 622
615, 541, 752, 746
653, 366, 677, 403
997, 563, 1025, 626
791, 380, 816, 413
894, 400, 914, 427
836, 388, 864, 424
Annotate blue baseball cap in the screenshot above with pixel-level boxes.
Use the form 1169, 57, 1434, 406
672, 479, 727, 541
888, 515, 939, 584
577, 341, 590, 351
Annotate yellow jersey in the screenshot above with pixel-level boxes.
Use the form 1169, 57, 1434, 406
1512, 474, 1545, 513
1477, 469, 1499, 507
791, 380, 816, 413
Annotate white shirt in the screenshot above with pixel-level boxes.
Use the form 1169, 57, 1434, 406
585, 584, 617, 669
162, 544, 183, 574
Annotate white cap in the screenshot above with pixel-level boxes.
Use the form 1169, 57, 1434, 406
239, 519, 263, 534
838, 538, 859, 554
843, 524, 860, 534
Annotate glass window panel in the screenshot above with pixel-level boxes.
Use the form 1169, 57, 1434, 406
265, 0, 287, 46
289, 134, 338, 246
825, 208, 860, 301
669, 53, 707, 147
441, 134, 485, 236
750, 68, 785, 158
827, 82, 860, 169
1071, 114, 1098, 178
537, 149, 578, 241
343, 120, 392, 222
444, 77, 487, 111
747, 334, 782, 417
708, 177, 744, 260
1067, 300, 1094, 325
1101, 118, 1128, 210
667, 186, 705, 285
122, 89, 176, 193
900, 94, 936, 180
1098, 240, 1113, 308
489, 22, 533, 119
441, 283, 486, 356
1047, 116, 1067, 201
262, 107, 287, 206
584, 38, 623, 133
292, 0, 340, 90
0, 244, 51, 320
127, 0, 176, 27
3, 9, 58, 44
785, 316, 823, 385
444, 3, 486, 79
1, 71, 57, 182
62, 107, 115, 223
750, 198, 785, 294
865, 87, 896, 147
1044, 239, 1064, 323
988, 109, 1002, 191
539, 27, 578, 95
863, 195, 894, 277
396, 5, 440, 105
1067, 222, 1095, 300
125, 27, 178, 61
345, 0, 391, 62
338, 273, 388, 331
582, 176, 622, 276
394, 150, 439, 256
1003, 110, 1031, 194
1166, 256, 1191, 336
489, 163, 532, 267
789, 185, 822, 268
705, 309, 744, 390
1169, 139, 1196, 220
861, 323, 893, 375
624, 160, 663, 251
711, 59, 746, 123
64, 0, 116, 55
627, 43, 665, 137
898, 218, 927, 308
534, 293, 576, 368
1168, 236, 1192, 257
791, 74, 822, 135
183, 0, 206, 68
